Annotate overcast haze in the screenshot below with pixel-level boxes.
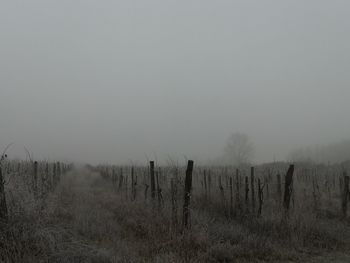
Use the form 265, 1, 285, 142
1, 0, 350, 164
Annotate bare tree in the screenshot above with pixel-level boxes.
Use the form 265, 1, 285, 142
224, 132, 254, 165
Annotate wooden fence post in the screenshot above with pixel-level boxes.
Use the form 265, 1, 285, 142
182, 160, 194, 230
283, 165, 294, 213
219, 176, 227, 217
150, 161, 156, 201
33, 161, 38, 199
251, 167, 255, 211
131, 167, 136, 200
156, 170, 163, 208
258, 178, 263, 216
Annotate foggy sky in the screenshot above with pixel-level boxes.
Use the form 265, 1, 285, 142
1, 0, 350, 164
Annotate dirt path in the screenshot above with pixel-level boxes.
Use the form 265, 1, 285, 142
47, 167, 171, 263
45, 168, 138, 262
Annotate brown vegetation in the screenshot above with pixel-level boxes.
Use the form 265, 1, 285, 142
0, 160, 350, 262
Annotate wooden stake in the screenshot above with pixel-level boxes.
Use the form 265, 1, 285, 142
182, 160, 194, 230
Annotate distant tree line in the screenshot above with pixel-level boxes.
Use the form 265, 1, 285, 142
288, 139, 350, 164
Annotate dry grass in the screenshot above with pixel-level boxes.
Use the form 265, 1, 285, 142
1, 163, 350, 262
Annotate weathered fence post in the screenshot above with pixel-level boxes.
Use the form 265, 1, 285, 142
245, 176, 249, 206
219, 176, 227, 217
258, 178, 263, 216
33, 161, 38, 199
283, 165, 294, 213
131, 167, 136, 200
341, 173, 349, 218
156, 169, 163, 208
182, 160, 194, 230
0, 166, 8, 222
251, 167, 255, 211
150, 161, 156, 201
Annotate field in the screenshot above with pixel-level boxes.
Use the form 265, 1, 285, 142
0, 160, 350, 262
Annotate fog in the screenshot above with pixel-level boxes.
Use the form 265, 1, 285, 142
1, 0, 350, 164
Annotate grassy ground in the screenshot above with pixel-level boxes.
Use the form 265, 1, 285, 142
1, 168, 350, 262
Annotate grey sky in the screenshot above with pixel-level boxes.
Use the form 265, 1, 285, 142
1, 0, 350, 164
